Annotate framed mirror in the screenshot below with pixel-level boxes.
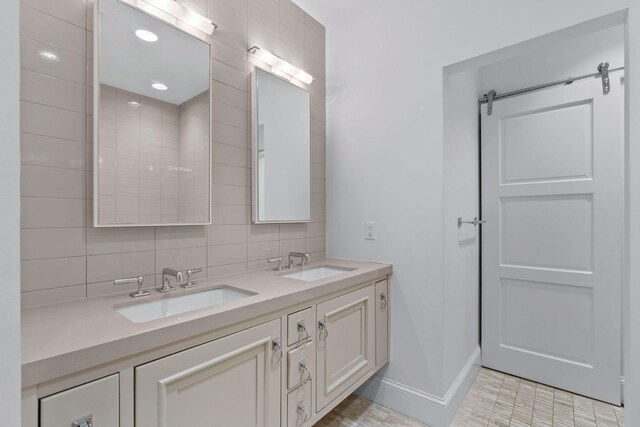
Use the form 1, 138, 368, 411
251, 68, 311, 223
94, 0, 211, 227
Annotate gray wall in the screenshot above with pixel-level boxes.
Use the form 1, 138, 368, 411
292, 0, 640, 425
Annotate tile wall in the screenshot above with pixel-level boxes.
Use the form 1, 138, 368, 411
19, 0, 326, 307
98, 84, 183, 225
178, 90, 211, 224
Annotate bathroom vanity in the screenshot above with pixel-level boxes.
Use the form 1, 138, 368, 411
21, 259, 391, 427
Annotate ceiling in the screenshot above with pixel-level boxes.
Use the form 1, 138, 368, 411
291, 0, 367, 28
99, 0, 209, 105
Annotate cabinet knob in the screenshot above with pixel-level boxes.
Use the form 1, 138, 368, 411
380, 292, 387, 309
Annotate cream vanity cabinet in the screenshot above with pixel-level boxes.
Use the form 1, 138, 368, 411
30, 276, 390, 427
316, 284, 376, 410
135, 319, 282, 427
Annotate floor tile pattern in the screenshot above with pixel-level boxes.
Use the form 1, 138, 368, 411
315, 368, 624, 427
314, 394, 427, 426
451, 369, 624, 427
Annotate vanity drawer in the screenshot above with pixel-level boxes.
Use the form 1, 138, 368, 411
40, 374, 119, 427
287, 341, 314, 390
287, 381, 312, 427
287, 308, 314, 346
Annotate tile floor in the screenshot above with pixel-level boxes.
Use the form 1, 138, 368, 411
315, 368, 624, 427
314, 394, 427, 426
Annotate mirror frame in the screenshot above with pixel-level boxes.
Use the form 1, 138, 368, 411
251, 66, 312, 224
92, 0, 213, 227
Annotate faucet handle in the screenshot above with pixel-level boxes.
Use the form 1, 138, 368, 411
182, 268, 203, 288
114, 276, 150, 298
268, 257, 283, 271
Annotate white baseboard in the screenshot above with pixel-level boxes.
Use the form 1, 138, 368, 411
356, 346, 481, 427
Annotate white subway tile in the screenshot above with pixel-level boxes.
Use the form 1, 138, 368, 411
207, 224, 247, 245
212, 100, 249, 129
207, 262, 247, 278
212, 121, 249, 147
21, 101, 86, 141
21, 285, 86, 308
20, 5, 86, 55
21, 0, 87, 29
247, 223, 279, 242
86, 251, 155, 283
156, 246, 207, 273
279, 238, 305, 257
86, 227, 155, 255
21, 165, 85, 198
156, 226, 207, 249
21, 69, 85, 113
212, 81, 249, 111
20, 37, 86, 85
20, 227, 85, 260
212, 59, 249, 92
212, 183, 249, 205
21, 256, 86, 292
248, 240, 279, 261
212, 142, 249, 167
212, 163, 249, 186
21, 197, 85, 228
21, 133, 86, 170
305, 236, 325, 253
208, 243, 247, 266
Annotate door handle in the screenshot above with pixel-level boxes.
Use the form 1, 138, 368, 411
457, 217, 486, 228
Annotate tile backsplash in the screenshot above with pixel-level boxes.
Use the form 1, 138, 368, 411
19, 0, 326, 307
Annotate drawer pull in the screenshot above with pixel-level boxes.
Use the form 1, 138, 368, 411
297, 402, 309, 426
380, 292, 387, 309
72, 415, 93, 427
318, 319, 328, 341
297, 320, 310, 345
299, 359, 311, 385
271, 338, 283, 364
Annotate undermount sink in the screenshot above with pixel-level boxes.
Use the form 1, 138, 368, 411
114, 286, 256, 323
282, 266, 354, 282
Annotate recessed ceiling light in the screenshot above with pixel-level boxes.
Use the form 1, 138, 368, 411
39, 50, 59, 62
135, 29, 158, 42
152, 82, 168, 91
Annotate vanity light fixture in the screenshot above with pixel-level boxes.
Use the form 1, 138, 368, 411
135, 0, 216, 35
135, 29, 158, 42
248, 46, 313, 85
152, 82, 168, 91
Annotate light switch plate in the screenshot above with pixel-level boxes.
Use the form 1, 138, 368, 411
365, 221, 376, 240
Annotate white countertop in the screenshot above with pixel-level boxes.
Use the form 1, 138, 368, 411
22, 258, 392, 388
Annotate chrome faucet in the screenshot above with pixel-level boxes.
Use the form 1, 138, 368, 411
160, 268, 183, 292
288, 252, 311, 268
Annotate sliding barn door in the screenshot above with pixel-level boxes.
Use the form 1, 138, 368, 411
481, 75, 624, 404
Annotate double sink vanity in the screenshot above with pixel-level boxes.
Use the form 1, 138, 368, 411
22, 259, 391, 426
20, 1, 389, 426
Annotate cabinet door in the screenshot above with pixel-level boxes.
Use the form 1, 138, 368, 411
40, 374, 119, 427
316, 285, 375, 410
135, 319, 282, 427
375, 279, 389, 366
